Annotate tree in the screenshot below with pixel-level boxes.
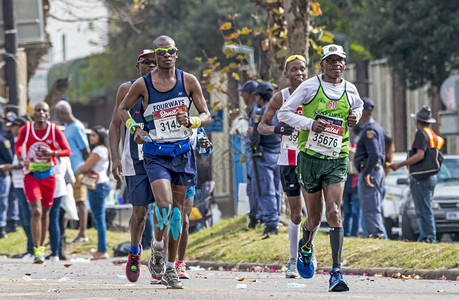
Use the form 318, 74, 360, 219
356, 0, 459, 91
249, 0, 313, 83
70, 0, 267, 97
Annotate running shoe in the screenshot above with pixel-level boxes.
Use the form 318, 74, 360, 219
176, 261, 190, 279
285, 258, 300, 278
296, 238, 317, 278
91, 252, 109, 260
72, 236, 89, 243
329, 268, 349, 292
162, 267, 184, 289
21, 253, 35, 262
148, 241, 166, 277
150, 274, 162, 284
49, 256, 60, 262
33, 246, 45, 264
126, 245, 142, 282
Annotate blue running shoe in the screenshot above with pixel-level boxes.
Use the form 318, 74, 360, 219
329, 268, 349, 292
296, 238, 316, 278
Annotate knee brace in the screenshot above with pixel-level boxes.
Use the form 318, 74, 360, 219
155, 204, 171, 230
167, 207, 183, 241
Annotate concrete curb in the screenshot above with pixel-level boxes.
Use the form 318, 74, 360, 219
183, 261, 459, 281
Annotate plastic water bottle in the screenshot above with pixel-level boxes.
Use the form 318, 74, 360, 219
197, 131, 206, 154
114, 191, 120, 205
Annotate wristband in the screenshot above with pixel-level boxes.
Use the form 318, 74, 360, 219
126, 118, 140, 134
125, 118, 135, 129
129, 123, 141, 134
189, 116, 202, 129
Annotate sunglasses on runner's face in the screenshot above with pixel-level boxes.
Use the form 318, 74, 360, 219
154, 47, 178, 56
139, 59, 155, 65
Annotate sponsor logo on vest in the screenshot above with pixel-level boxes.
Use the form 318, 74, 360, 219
152, 99, 186, 111
324, 126, 339, 134
160, 109, 177, 118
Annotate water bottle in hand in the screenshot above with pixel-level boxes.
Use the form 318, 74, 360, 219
197, 132, 206, 154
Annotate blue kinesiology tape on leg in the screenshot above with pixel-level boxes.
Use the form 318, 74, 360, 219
167, 207, 183, 241
155, 204, 171, 230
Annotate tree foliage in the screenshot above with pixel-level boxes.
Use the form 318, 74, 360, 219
355, 0, 459, 89
314, 0, 372, 62
72, 0, 266, 97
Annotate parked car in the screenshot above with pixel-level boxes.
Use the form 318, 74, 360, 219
383, 153, 459, 241
382, 153, 410, 239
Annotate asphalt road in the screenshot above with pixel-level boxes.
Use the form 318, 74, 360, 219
0, 257, 458, 299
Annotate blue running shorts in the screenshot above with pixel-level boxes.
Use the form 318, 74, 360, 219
143, 149, 197, 187
125, 173, 155, 206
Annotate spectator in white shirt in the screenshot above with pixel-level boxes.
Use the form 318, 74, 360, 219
77, 126, 111, 260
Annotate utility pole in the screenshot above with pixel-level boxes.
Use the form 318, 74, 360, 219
2, 0, 19, 115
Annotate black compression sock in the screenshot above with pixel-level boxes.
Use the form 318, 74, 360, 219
301, 225, 318, 251
329, 227, 343, 269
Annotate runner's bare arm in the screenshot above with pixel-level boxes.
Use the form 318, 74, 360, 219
119, 79, 146, 123
182, 73, 211, 127
14, 126, 26, 158
278, 84, 315, 130
108, 81, 131, 182
118, 78, 150, 144
258, 92, 283, 135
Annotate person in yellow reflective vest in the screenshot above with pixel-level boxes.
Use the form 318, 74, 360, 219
389, 105, 444, 243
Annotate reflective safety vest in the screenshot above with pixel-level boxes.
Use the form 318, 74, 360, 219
423, 127, 444, 150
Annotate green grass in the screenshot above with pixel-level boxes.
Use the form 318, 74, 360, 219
2, 216, 459, 270
185, 216, 459, 270
0, 228, 131, 258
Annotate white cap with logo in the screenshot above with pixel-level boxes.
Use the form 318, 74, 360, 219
321, 44, 346, 61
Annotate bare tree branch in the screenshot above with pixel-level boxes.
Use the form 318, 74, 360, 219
48, 14, 110, 23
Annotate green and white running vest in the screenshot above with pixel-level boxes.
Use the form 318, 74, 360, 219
298, 76, 350, 159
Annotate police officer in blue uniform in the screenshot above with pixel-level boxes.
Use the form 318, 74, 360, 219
3, 111, 19, 233
354, 98, 386, 238
0, 125, 13, 238
237, 80, 260, 229
249, 81, 282, 235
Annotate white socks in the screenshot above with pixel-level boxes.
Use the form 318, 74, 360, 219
288, 219, 300, 260
153, 238, 164, 249
166, 261, 175, 269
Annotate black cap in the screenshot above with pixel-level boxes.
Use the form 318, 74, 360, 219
252, 81, 274, 102
252, 81, 273, 96
7, 116, 28, 127
237, 80, 258, 93
4, 111, 17, 122
362, 97, 374, 111
411, 105, 436, 123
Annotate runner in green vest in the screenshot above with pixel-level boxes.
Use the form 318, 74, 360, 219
278, 44, 363, 292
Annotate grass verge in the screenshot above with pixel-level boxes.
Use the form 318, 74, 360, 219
1, 216, 458, 270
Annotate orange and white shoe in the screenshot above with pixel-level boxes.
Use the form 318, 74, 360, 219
175, 261, 190, 279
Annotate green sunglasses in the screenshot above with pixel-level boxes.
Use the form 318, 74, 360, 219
154, 47, 178, 56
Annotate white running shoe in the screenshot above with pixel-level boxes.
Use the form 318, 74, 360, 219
285, 258, 300, 278
21, 253, 34, 262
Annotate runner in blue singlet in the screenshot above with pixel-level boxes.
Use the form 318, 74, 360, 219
118, 35, 211, 289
